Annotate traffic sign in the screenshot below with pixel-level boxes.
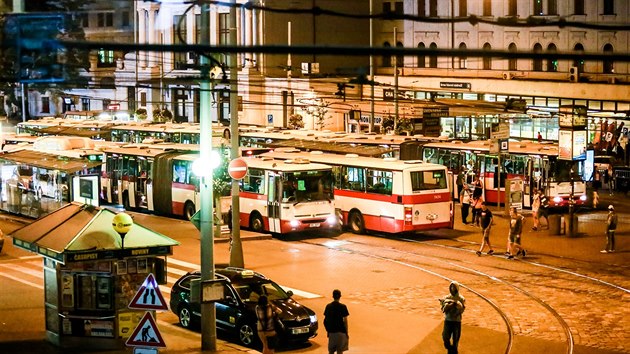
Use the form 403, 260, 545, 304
125, 312, 166, 348
228, 158, 248, 180
129, 274, 168, 311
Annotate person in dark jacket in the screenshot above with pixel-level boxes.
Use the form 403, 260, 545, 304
440, 281, 466, 354
324, 289, 349, 354
601, 205, 618, 253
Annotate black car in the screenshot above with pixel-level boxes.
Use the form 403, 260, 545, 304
169, 267, 318, 347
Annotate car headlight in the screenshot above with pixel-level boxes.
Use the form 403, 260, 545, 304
579, 195, 587, 201
310, 314, 317, 323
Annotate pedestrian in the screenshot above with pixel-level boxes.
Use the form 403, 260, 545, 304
592, 190, 600, 210
607, 165, 615, 195
537, 190, 550, 229
256, 295, 279, 354
472, 196, 484, 227
456, 166, 466, 199
440, 281, 465, 354
507, 207, 526, 259
460, 188, 471, 224
531, 188, 541, 231
472, 175, 483, 199
537, 131, 543, 142
324, 289, 349, 354
601, 205, 617, 253
476, 202, 494, 256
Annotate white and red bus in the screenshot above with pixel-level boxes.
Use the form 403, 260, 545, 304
263, 149, 453, 234
421, 139, 587, 208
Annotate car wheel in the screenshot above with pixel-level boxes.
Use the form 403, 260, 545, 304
249, 212, 264, 233
178, 305, 193, 329
236, 321, 257, 347
348, 210, 365, 234
184, 201, 196, 220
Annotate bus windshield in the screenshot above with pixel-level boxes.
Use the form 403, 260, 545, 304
548, 159, 582, 183
410, 169, 448, 191
282, 170, 333, 203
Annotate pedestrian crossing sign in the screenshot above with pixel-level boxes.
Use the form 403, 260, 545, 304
128, 273, 168, 311
125, 312, 166, 348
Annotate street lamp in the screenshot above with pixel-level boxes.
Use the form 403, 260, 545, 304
112, 212, 133, 249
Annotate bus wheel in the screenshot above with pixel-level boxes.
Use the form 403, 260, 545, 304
249, 212, 264, 233
184, 202, 196, 220
348, 210, 365, 234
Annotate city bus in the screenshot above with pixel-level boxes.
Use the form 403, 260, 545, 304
421, 139, 587, 208
109, 122, 233, 144
263, 149, 453, 234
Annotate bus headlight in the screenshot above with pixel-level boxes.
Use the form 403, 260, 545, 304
289, 219, 300, 228
579, 195, 587, 201
326, 215, 337, 225
553, 196, 563, 204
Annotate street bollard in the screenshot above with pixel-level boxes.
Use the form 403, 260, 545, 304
549, 214, 562, 235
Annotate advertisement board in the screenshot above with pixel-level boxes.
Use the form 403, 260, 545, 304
558, 130, 573, 160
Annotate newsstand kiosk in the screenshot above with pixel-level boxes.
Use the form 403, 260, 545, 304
10, 202, 179, 350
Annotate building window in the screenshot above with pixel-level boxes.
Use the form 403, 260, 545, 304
219, 13, 229, 45
574, 0, 585, 15
533, 43, 543, 71
98, 13, 113, 27
80, 13, 89, 28
603, 43, 614, 73
82, 97, 90, 111
417, 42, 426, 68
547, 43, 558, 72
173, 15, 187, 69
482, 43, 492, 70
508, 43, 517, 71
98, 49, 115, 68
396, 42, 404, 67
603, 0, 614, 15
458, 0, 467, 17
382, 42, 392, 67
508, 0, 517, 16
548, 0, 558, 15
122, 11, 130, 27
573, 43, 584, 72
533, 0, 543, 15
394, 1, 404, 15
418, 0, 426, 16
429, 42, 438, 68
383, 2, 392, 13
483, 0, 491, 16
41, 97, 50, 113
429, 0, 437, 17
458, 42, 467, 69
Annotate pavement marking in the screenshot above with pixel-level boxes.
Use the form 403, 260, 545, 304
281, 286, 321, 299
168, 258, 199, 269
0, 271, 44, 290
0, 263, 44, 278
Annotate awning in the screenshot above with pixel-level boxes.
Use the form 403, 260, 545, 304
0, 149, 102, 173
11, 202, 179, 263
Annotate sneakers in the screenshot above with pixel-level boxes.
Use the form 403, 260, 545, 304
504, 252, 511, 256
600, 250, 609, 253
521, 249, 527, 258
487, 250, 494, 255
532, 226, 538, 231
476, 251, 482, 256
507, 255, 514, 260
516, 250, 523, 257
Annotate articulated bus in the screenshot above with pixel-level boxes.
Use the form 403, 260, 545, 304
421, 139, 587, 208
109, 122, 236, 144
263, 149, 453, 234
100, 144, 335, 235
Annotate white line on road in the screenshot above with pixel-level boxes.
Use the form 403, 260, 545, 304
0, 271, 44, 290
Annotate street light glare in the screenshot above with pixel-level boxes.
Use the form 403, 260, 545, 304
192, 150, 221, 177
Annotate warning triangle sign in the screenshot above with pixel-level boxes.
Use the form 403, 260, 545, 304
126, 312, 166, 348
129, 273, 169, 311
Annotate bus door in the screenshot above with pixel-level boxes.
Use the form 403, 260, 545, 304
267, 174, 281, 233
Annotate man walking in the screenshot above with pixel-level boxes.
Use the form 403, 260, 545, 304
324, 289, 349, 354
440, 281, 465, 354
537, 190, 550, 230
476, 202, 494, 256
507, 207, 526, 259
601, 205, 618, 253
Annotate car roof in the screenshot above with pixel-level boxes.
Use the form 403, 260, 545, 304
183, 268, 269, 284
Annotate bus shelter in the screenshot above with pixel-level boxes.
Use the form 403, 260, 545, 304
10, 202, 179, 350
0, 149, 102, 217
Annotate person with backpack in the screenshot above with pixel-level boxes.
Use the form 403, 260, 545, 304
507, 207, 526, 259
601, 205, 618, 253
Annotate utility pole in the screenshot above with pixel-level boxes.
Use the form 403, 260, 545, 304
229, 0, 244, 268
393, 27, 399, 131
199, 3, 216, 350
369, 0, 375, 133
13, 0, 26, 122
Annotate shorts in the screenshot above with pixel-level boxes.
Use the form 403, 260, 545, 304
482, 226, 491, 239
538, 208, 549, 218
509, 233, 520, 244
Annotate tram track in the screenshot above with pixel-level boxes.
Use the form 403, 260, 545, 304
301, 236, 577, 354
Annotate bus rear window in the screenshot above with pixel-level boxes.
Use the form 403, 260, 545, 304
410, 170, 447, 191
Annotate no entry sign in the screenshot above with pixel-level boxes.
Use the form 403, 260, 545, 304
228, 158, 248, 180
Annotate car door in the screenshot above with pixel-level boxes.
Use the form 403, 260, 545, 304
215, 283, 240, 330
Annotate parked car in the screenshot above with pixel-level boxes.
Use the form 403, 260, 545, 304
169, 267, 318, 347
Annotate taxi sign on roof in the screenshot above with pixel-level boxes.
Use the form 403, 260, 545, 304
128, 273, 168, 311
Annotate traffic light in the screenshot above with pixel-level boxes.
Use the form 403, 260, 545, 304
569, 66, 579, 82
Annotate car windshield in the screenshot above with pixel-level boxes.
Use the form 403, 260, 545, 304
233, 281, 289, 304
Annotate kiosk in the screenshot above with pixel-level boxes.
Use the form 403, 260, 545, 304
11, 202, 179, 350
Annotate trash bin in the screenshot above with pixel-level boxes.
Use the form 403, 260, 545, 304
549, 214, 562, 235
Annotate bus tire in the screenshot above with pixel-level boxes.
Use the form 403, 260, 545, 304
184, 201, 196, 220
249, 212, 264, 233
348, 210, 365, 234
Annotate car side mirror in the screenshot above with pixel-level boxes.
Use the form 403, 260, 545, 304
225, 295, 237, 305
286, 290, 293, 297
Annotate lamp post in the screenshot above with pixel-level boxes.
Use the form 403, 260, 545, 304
112, 212, 133, 249
568, 168, 575, 237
